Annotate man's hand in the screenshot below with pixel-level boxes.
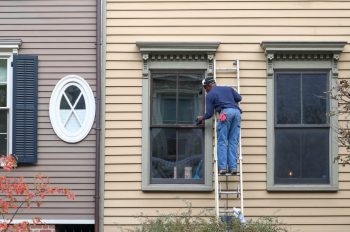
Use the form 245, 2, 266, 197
196, 116, 204, 125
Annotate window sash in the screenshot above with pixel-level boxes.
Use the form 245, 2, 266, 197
274, 71, 329, 127
0, 57, 11, 155
273, 70, 331, 186
150, 70, 205, 185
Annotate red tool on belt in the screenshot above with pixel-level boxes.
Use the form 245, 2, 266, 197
219, 112, 227, 122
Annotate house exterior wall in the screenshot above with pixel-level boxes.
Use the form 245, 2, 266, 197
105, 1, 350, 231
0, 0, 97, 222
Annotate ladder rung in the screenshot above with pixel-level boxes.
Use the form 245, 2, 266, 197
221, 84, 238, 88
219, 210, 234, 214
220, 191, 240, 195
218, 173, 240, 176
216, 68, 237, 73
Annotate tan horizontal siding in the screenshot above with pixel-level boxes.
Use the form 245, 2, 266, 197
105, 0, 350, 231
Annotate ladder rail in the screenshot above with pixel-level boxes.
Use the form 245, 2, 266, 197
213, 58, 220, 219
213, 59, 244, 219
236, 59, 244, 216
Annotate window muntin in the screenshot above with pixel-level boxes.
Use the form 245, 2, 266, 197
50, 75, 95, 143
59, 85, 87, 133
150, 71, 205, 184
274, 71, 330, 184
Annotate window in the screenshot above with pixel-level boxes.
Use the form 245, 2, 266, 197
275, 71, 329, 184
137, 41, 220, 191
49, 75, 95, 143
151, 71, 204, 184
0, 58, 10, 155
0, 39, 38, 163
261, 41, 346, 191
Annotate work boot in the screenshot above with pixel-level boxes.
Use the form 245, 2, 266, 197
219, 169, 226, 175
228, 168, 237, 175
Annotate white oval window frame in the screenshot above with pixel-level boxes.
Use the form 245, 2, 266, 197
49, 75, 95, 143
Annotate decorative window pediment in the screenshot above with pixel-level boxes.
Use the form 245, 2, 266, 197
136, 41, 220, 78
261, 41, 346, 78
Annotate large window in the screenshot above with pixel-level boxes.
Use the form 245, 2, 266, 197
137, 41, 219, 191
275, 71, 329, 184
151, 71, 204, 184
261, 41, 346, 191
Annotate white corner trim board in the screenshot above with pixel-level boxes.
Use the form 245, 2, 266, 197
50, 75, 95, 143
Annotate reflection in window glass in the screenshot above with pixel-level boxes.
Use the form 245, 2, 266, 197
150, 71, 205, 184
0, 60, 7, 83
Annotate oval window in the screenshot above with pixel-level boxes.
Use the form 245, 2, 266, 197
50, 75, 95, 143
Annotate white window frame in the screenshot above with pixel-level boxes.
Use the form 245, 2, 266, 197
49, 75, 95, 143
0, 39, 22, 155
0, 55, 13, 155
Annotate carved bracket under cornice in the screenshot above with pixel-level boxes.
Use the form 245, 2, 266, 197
136, 41, 220, 77
260, 41, 347, 78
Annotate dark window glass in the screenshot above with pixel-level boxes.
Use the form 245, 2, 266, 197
275, 128, 329, 184
150, 71, 205, 184
276, 73, 301, 124
0, 110, 7, 132
0, 134, 7, 155
0, 85, 6, 107
275, 71, 329, 185
302, 73, 328, 124
75, 95, 86, 109
65, 85, 81, 105
60, 96, 70, 109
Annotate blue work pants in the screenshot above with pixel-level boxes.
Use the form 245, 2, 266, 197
217, 108, 241, 171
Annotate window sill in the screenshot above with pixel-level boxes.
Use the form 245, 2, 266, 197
267, 184, 338, 192
142, 184, 212, 192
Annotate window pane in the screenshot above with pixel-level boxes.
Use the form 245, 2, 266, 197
151, 128, 205, 184
60, 95, 70, 109
0, 85, 6, 107
152, 74, 177, 125
275, 128, 329, 184
302, 73, 328, 124
75, 95, 86, 109
151, 128, 176, 179
0, 134, 7, 155
65, 85, 81, 105
0, 110, 7, 132
177, 129, 204, 181
0, 60, 7, 83
276, 73, 301, 124
65, 114, 81, 132
178, 74, 203, 124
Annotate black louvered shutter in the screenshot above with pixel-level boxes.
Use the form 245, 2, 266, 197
12, 55, 38, 164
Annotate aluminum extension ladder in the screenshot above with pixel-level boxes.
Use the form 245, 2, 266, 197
213, 59, 244, 222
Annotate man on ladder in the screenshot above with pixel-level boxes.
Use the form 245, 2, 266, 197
196, 76, 242, 175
